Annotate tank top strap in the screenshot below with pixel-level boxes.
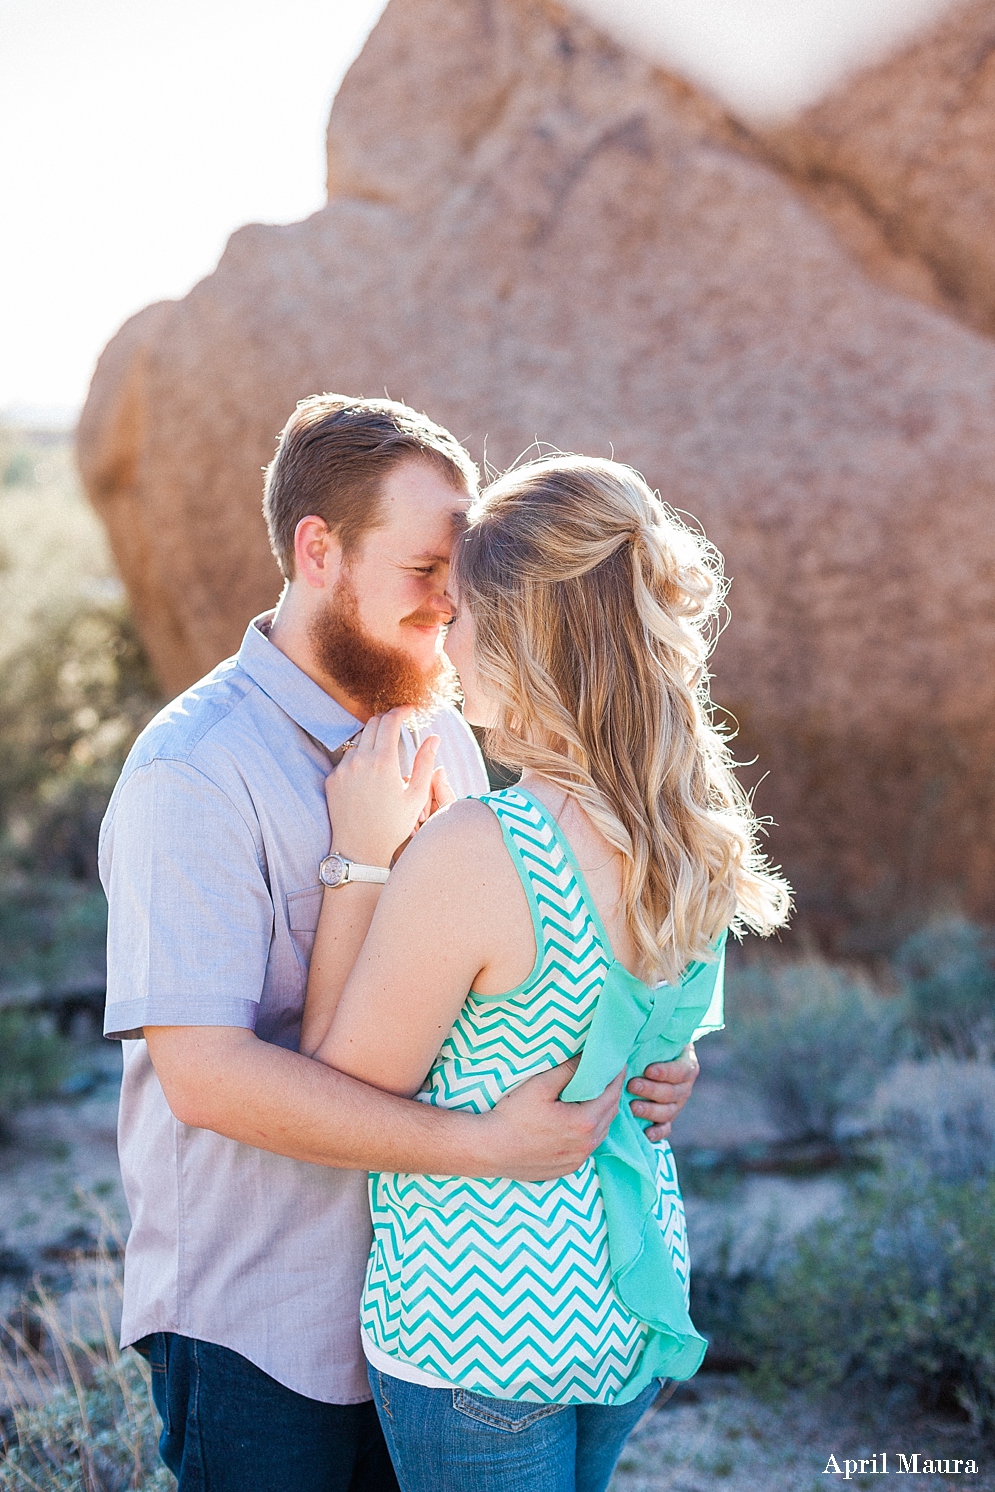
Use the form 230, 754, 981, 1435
478, 787, 612, 980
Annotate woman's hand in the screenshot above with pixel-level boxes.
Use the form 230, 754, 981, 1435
419, 766, 456, 826
325, 710, 441, 867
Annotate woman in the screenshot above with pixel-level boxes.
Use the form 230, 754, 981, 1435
300, 455, 790, 1491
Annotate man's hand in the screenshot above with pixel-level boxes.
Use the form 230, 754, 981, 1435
627, 1043, 700, 1141
480, 1061, 625, 1182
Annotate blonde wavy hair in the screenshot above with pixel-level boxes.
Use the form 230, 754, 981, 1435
452, 455, 791, 984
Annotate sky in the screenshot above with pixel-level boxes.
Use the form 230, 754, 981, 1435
0, 0, 956, 422
574, 0, 955, 117
0, 0, 388, 420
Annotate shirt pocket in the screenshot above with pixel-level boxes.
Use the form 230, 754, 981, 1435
286, 885, 324, 972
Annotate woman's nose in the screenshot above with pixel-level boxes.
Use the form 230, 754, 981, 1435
428, 589, 455, 619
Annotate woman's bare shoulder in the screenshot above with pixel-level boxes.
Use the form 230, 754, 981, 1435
397, 795, 507, 872
381, 795, 535, 990
383, 797, 521, 911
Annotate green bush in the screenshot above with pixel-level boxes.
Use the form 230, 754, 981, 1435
871, 1057, 995, 1184
741, 1168, 995, 1431
0, 1008, 70, 1137
716, 958, 901, 1142
0, 597, 160, 883
0, 596, 161, 1001
893, 918, 995, 1057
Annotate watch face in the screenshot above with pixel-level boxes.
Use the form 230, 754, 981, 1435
320, 855, 348, 888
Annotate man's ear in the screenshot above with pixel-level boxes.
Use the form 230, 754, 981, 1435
294, 516, 343, 590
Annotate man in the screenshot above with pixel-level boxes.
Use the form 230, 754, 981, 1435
100, 395, 701, 1492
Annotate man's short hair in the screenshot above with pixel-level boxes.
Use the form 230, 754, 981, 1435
263, 395, 479, 580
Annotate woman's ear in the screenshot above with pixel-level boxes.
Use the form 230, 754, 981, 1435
294, 516, 343, 590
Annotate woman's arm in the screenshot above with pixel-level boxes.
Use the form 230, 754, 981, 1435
299, 709, 443, 1057
309, 797, 533, 1096
299, 710, 699, 1124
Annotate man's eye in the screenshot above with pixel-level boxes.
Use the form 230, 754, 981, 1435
411, 566, 435, 575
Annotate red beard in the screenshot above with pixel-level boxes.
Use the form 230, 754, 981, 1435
308, 578, 458, 718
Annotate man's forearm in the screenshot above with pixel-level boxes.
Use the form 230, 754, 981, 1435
146, 1026, 501, 1175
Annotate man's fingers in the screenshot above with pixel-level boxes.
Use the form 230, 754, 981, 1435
631, 1097, 678, 1122
575, 1067, 624, 1116
640, 1046, 699, 1085
628, 1076, 691, 1103
584, 1069, 625, 1146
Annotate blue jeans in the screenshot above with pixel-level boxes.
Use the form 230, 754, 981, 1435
138, 1333, 399, 1492
367, 1367, 661, 1492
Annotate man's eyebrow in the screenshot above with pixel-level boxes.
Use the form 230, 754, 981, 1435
407, 551, 450, 564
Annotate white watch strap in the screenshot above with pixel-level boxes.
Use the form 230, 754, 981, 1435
346, 862, 390, 884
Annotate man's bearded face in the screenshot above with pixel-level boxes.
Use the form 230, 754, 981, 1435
308, 575, 458, 719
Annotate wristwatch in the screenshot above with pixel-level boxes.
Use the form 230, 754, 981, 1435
318, 853, 390, 889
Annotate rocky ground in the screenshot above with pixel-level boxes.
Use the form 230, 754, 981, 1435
613, 1377, 993, 1492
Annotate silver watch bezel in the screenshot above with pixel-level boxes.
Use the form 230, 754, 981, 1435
319, 854, 352, 888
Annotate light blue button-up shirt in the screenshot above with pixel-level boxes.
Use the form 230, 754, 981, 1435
99, 614, 488, 1402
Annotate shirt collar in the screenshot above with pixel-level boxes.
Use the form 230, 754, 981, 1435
236, 612, 362, 754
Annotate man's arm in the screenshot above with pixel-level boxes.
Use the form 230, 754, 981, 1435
144, 1025, 623, 1182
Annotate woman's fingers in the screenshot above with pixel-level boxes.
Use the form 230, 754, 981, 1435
356, 714, 382, 755
369, 708, 403, 762
431, 767, 456, 812
321, 711, 444, 865
406, 735, 441, 807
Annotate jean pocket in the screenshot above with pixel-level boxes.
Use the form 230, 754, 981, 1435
451, 1389, 567, 1432
147, 1333, 169, 1376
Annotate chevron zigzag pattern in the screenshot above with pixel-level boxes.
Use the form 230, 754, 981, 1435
361, 788, 695, 1404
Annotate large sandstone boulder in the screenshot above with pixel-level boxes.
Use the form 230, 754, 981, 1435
77, 0, 995, 949
756, 0, 995, 334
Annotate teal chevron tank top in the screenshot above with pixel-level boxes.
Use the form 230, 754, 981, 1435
360, 786, 725, 1406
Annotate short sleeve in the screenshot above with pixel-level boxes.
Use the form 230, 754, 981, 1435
99, 759, 273, 1039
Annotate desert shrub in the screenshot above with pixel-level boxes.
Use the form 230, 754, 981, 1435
688, 1218, 778, 1369
0, 1355, 172, 1492
0, 597, 160, 880
0, 1008, 70, 1139
0, 426, 36, 490
741, 1168, 995, 1431
740, 1064, 995, 1428
716, 958, 901, 1142
870, 1057, 995, 1183
0, 596, 161, 1000
893, 918, 995, 1057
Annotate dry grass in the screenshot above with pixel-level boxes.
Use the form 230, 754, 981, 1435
0, 1218, 170, 1492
